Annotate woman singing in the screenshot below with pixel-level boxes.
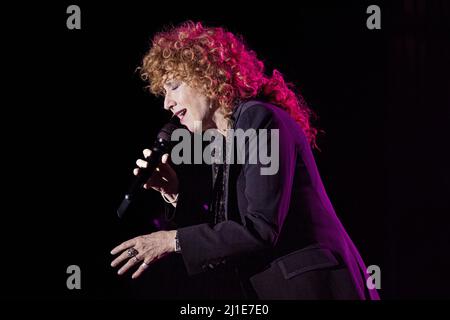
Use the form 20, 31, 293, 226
110, 21, 379, 300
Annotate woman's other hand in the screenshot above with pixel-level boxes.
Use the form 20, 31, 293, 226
110, 230, 177, 279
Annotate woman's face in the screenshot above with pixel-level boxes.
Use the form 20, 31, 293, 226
163, 79, 215, 132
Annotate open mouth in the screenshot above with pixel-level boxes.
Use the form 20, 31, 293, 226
175, 108, 187, 120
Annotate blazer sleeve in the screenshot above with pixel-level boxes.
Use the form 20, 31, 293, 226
177, 104, 298, 275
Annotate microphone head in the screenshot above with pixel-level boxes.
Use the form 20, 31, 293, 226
157, 116, 181, 142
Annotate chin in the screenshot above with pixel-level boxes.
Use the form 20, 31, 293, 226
186, 125, 194, 133
186, 119, 204, 133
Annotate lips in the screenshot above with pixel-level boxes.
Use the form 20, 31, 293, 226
175, 108, 187, 121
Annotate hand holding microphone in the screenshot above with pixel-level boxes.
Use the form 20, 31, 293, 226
134, 150, 179, 204
117, 116, 181, 217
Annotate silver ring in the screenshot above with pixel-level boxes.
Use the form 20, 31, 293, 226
127, 248, 139, 257
141, 261, 149, 269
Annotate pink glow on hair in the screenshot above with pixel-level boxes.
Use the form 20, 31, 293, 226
141, 21, 318, 147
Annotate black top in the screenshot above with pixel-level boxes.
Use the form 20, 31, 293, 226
171, 100, 379, 300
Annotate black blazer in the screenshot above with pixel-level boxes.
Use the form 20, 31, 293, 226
174, 100, 380, 300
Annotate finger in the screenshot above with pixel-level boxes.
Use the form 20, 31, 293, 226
143, 172, 160, 189
155, 161, 176, 178
111, 239, 137, 255
143, 149, 152, 158
161, 153, 169, 164
131, 258, 154, 279
136, 159, 148, 168
145, 175, 169, 190
143, 181, 166, 191
117, 255, 141, 276
134, 166, 160, 178
111, 250, 132, 268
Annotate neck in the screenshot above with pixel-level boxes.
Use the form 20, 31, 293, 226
211, 107, 229, 137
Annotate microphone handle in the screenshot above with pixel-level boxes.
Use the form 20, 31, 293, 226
127, 147, 163, 197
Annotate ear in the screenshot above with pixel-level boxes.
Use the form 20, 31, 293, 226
209, 97, 219, 110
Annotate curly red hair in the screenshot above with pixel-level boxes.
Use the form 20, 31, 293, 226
141, 21, 318, 147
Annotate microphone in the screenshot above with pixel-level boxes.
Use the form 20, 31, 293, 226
117, 116, 181, 218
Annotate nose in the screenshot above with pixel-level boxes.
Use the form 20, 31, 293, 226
164, 94, 176, 113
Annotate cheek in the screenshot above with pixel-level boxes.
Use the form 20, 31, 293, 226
184, 92, 210, 121
188, 105, 203, 120
197, 100, 211, 118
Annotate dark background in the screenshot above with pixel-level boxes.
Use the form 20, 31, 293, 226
2, 0, 449, 300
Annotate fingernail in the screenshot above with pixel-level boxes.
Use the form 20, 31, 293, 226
118, 270, 122, 275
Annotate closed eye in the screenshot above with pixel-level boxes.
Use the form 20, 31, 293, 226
163, 80, 181, 94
